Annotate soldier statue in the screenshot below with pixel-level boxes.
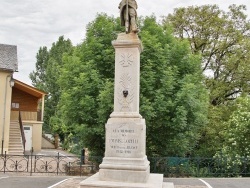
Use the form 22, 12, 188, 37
119, 0, 138, 33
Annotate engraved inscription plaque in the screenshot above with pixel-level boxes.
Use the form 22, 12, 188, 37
105, 122, 145, 158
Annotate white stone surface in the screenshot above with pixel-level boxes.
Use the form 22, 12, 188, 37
163, 182, 175, 188
98, 34, 150, 183
80, 32, 174, 187
99, 117, 150, 182
80, 173, 173, 188
111, 33, 142, 117
104, 117, 146, 158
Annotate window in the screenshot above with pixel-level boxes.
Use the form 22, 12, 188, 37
12, 102, 19, 109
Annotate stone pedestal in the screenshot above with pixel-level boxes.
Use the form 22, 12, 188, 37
80, 33, 173, 188
99, 117, 149, 183
80, 173, 174, 188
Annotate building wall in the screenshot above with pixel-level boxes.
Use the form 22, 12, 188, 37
23, 121, 43, 152
42, 136, 55, 149
11, 87, 43, 152
11, 87, 39, 112
0, 72, 12, 154
32, 122, 42, 152
11, 111, 38, 121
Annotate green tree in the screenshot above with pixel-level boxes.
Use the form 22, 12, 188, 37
54, 14, 208, 156
30, 36, 73, 133
139, 16, 208, 156
30, 46, 49, 90
46, 36, 73, 136
54, 14, 120, 153
223, 96, 250, 157
29, 47, 49, 130
213, 96, 250, 175
164, 4, 250, 105
165, 5, 250, 157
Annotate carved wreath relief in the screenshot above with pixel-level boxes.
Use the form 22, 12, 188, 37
119, 53, 134, 67
117, 53, 135, 112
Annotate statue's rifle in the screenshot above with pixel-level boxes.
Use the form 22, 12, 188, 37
125, 0, 129, 33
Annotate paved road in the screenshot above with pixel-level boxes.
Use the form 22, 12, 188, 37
1, 176, 250, 188
202, 178, 250, 188
166, 178, 250, 188
166, 178, 206, 187
0, 176, 69, 188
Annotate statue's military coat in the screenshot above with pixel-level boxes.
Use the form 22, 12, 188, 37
119, 0, 138, 26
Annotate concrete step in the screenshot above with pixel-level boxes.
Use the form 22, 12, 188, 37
10, 128, 20, 131
9, 121, 24, 155
8, 151, 24, 155
9, 138, 22, 140
10, 131, 21, 133
9, 140, 22, 142
8, 144, 23, 148
163, 182, 174, 188
9, 141, 22, 145
9, 143, 22, 145
10, 132, 21, 135
9, 142, 22, 145
10, 127, 20, 129
8, 148, 23, 151
10, 134, 21, 137
9, 142, 23, 145
10, 132, 21, 134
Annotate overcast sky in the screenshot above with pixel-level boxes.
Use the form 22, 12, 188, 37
0, 0, 249, 85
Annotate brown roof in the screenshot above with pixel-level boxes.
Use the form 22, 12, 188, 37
14, 79, 47, 98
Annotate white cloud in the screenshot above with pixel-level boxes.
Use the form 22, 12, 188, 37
0, 0, 249, 85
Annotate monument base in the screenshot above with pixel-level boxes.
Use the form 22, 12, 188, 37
80, 173, 174, 188
99, 166, 150, 183
99, 117, 150, 183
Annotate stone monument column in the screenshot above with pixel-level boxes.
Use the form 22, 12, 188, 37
98, 33, 150, 183
80, 1, 174, 187
80, 33, 173, 188
110, 33, 142, 118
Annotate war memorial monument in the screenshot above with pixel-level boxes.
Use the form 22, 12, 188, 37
80, 1, 174, 187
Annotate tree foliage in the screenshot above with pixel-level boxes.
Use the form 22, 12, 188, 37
46, 14, 208, 156
53, 14, 121, 154
165, 4, 250, 157
30, 36, 73, 133
29, 4, 250, 160
212, 96, 250, 175
223, 96, 250, 157
164, 4, 250, 105
139, 16, 208, 156
30, 46, 49, 91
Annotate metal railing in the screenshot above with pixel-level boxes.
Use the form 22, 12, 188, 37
0, 151, 100, 176
149, 157, 250, 177
18, 111, 26, 153
1, 154, 250, 177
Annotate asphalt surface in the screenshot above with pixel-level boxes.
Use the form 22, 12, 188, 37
1, 176, 250, 188
0, 176, 69, 188
166, 178, 250, 188
166, 178, 206, 186
201, 178, 250, 188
